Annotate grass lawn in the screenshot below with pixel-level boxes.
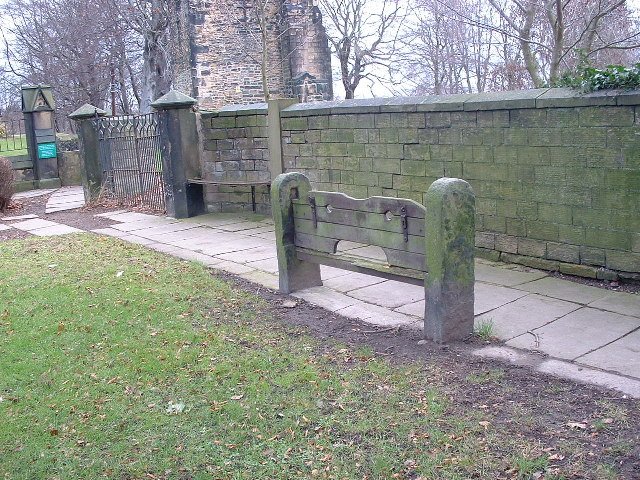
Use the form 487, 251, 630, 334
0, 235, 637, 479
0, 135, 27, 156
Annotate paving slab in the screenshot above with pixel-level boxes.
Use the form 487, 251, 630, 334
237, 226, 275, 236
474, 294, 581, 340
320, 265, 352, 280
110, 218, 180, 232
239, 270, 280, 290
170, 249, 222, 267
127, 222, 202, 238
124, 235, 157, 246
30, 225, 83, 236
196, 238, 270, 256
102, 212, 164, 223
506, 307, 640, 360
337, 301, 420, 327
292, 286, 360, 312
475, 263, 547, 287
253, 231, 276, 241
322, 271, 387, 292
347, 280, 424, 308
212, 260, 256, 275
246, 256, 279, 274
216, 221, 268, 232
343, 245, 388, 261
91, 227, 131, 238
11, 219, 59, 231
94, 210, 129, 217
394, 300, 424, 317
178, 215, 252, 228
217, 245, 278, 263
578, 329, 640, 378
0, 224, 11, 232
515, 276, 611, 304
588, 292, 640, 318
13, 189, 56, 199
474, 283, 529, 315
1, 214, 39, 221
538, 359, 640, 398
45, 205, 85, 214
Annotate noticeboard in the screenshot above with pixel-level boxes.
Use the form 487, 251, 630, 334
37, 142, 58, 159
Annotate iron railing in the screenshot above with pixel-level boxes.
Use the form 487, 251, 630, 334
95, 113, 165, 212
0, 118, 28, 154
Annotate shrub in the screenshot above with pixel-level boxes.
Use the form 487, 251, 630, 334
0, 156, 14, 212
556, 63, 640, 92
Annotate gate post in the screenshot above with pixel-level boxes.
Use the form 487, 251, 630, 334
21, 85, 61, 189
68, 104, 107, 202
151, 90, 202, 219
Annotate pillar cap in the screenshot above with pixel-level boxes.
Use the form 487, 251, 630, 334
68, 104, 107, 120
151, 90, 197, 110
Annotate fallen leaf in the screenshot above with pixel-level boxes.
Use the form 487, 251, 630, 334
478, 421, 490, 430
57, 323, 65, 334
566, 422, 587, 430
116, 271, 124, 277
49, 428, 58, 436
230, 394, 244, 401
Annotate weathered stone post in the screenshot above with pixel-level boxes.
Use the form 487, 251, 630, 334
151, 90, 202, 219
272, 172, 322, 293
21, 85, 61, 189
267, 98, 298, 176
424, 178, 476, 343
68, 104, 107, 202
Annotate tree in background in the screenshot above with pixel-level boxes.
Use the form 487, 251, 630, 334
402, 0, 640, 94
318, 0, 404, 98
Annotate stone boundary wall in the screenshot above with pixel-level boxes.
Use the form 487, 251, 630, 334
200, 104, 271, 213
199, 89, 640, 279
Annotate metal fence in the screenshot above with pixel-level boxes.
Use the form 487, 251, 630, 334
0, 117, 28, 155
95, 113, 165, 212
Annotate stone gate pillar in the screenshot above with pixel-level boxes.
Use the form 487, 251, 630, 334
68, 104, 107, 202
151, 90, 202, 219
21, 85, 61, 189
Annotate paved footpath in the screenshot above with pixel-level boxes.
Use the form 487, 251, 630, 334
2, 188, 639, 398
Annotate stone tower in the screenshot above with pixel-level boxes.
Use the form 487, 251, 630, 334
172, 0, 333, 108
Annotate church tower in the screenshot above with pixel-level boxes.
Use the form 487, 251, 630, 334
173, 0, 333, 108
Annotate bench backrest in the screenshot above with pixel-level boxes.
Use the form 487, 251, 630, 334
291, 191, 426, 271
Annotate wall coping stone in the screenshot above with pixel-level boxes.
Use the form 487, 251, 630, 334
210, 103, 268, 117
276, 88, 640, 117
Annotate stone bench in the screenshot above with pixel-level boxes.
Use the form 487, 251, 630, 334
187, 178, 270, 213
271, 171, 476, 343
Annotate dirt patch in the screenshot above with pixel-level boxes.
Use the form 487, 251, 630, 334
219, 271, 640, 478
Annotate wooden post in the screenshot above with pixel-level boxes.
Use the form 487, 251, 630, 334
424, 177, 476, 343
271, 172, 322, 293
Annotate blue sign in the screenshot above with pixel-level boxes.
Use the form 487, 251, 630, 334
37, 142, 58, 159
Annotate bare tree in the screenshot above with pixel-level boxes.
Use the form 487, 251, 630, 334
115, 0, 172, 112
439, 0, 640, 87
1, 0, 144, 115
318, 0, 404, 98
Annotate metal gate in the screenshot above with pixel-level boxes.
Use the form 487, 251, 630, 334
95, 113, 165, 212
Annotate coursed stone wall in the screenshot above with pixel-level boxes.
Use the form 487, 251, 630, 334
200, 104, 271, 213
198, 89, 640, 279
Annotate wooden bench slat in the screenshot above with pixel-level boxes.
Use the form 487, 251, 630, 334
293, 203, 425, 237
294, 217, 425, 254
296, 248, 425, 286
294, 191, 425, 219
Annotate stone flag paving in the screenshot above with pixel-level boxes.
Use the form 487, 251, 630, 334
2, 197, 639, 398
